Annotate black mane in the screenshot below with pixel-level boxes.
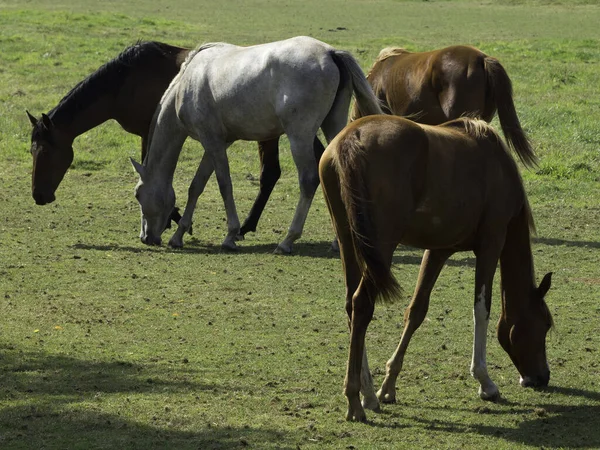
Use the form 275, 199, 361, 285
48, 41, 185, 123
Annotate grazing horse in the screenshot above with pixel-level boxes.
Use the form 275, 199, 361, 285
131, 36, 383, 253
27, 41, 190, 206
26, 40, 308, 235
319, 115, 553, 422
352, 45, 537, 169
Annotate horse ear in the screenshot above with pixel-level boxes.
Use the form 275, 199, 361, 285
130, 157, 146, 179
26, 110, 38, 126
538, 272, 552, 298
41, 113, 54, 130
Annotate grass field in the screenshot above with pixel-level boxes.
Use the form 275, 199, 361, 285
1, 0, 599, 448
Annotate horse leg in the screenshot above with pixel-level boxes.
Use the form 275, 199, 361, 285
360, 344, 381, 412
275, 134, 319, 254
209, 143, 241, 251
240, 136, 324, 237
377, 249, 452, 403
240, 138, 280, 236
345, 277, 376, 422
320, 148, 380, 418
471, 240, 504, 401
168, 152, 214, 248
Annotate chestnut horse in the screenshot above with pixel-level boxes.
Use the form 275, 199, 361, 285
319, 115, 553, 422
27, 40, 310, 236
352, 45, 537, 169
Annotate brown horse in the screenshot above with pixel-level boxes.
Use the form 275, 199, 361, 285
352, 45, 537, 169
27, 40, 314, 235
319, 115, 553, 422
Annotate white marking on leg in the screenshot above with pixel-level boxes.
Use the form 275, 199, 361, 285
470, 284, 499, 400
360, 346, 380, 411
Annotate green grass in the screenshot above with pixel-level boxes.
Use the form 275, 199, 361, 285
1, 0, 599, 449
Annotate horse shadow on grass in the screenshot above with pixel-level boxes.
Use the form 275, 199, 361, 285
533, 236, 600, 249
71, 239, 343, 259
71, 241, 477, 267
372, 386, 600, 448
0, 344, 297, 449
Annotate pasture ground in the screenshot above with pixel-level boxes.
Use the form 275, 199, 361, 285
0, 0, 599, 448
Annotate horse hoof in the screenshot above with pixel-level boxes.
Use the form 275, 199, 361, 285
168, 238, 184, 249
377, 389, 396, 404
480, 388, 501, 402
346, 409, 368, 423
221, 241, 239, 252
361, 391, 381, 412
235, 234, 245, 242
274, 244, 292, 255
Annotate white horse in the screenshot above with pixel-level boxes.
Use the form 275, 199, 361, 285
131, 36, 383, 253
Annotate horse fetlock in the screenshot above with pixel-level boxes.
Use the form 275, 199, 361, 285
239, 222, 256, 236
376, 382, 397, 404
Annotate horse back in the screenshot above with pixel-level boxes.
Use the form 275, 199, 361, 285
175, 37, 340, 142
366, 45, 492, 124
402, 119, 526, 249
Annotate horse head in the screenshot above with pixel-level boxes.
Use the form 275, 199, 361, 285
131, 158, 175, 246
27, 111, 74, 205
497, 272, 553, 388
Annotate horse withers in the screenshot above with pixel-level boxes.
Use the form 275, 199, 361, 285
131, 36, 383, 253
319, 115, 553, 422
352, 45, 537, 169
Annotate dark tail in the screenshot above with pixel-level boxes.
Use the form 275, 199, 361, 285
333, 132, 401, 303
484, 56, 538, 169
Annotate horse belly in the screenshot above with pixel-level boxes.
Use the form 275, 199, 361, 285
401, 202, 481, 250
221, 109, 284, 142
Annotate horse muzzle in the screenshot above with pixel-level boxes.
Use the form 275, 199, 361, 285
520, 372, 550, 388
33, 190, 56, 205
141, 234, 162, 246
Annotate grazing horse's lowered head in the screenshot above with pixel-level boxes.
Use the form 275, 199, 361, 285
131, 158, 175, 246
27, 111, 74, 205
497, 271, 553, 388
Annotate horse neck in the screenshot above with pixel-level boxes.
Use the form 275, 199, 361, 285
143, 115, 184, 185
499, 207, 536, 322
50, 94, 115, 142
